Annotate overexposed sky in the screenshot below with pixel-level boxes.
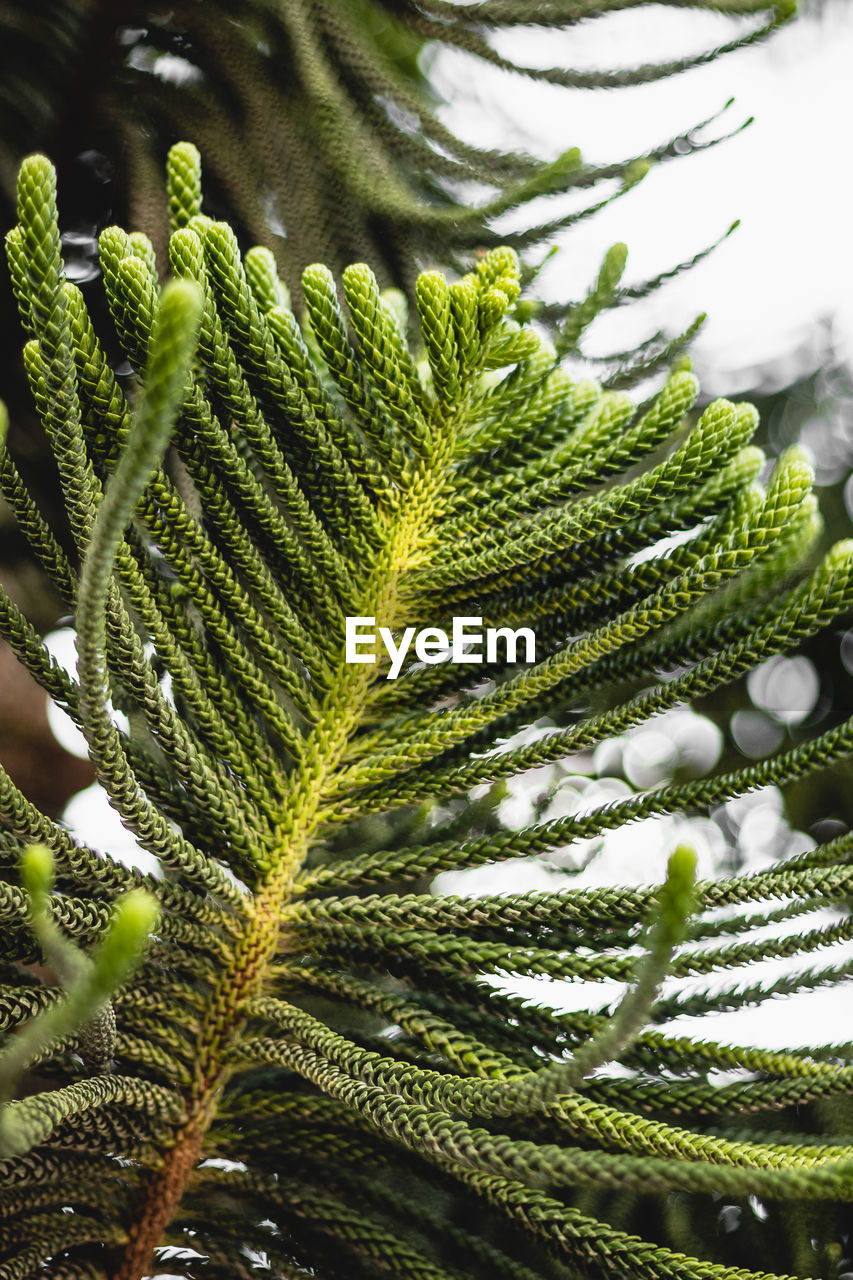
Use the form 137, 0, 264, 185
431, 4, 853, 392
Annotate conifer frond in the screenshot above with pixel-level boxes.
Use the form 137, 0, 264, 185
0, 144, 850, 1278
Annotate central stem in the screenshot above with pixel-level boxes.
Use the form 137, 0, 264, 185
113, 456, 447, 1278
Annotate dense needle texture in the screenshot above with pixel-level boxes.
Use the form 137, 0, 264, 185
0, 136, 851, 1279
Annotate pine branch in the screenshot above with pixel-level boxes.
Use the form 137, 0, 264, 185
0, 138, 851, 1279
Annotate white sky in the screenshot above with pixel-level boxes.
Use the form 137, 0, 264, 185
431, 4, 853, 392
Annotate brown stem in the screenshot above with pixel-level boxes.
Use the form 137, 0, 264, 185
114, 1118, 206, 1280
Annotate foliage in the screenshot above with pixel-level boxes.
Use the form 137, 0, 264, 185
0, 0, 795, 292
0, 131, 851, 1278
0, 0, 797, 707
